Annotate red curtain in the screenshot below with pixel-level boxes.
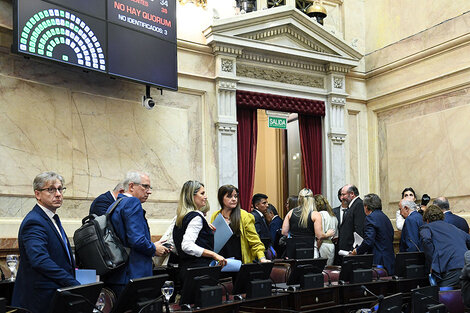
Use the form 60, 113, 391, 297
298, 114, 322, 194
237, 107, 257, 212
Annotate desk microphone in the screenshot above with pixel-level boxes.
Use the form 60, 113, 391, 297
409, 239, 421, 252
361, 285, 384, 302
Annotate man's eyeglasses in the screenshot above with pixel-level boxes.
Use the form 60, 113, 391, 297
38, 187, 67, 194
136, 183, 153, 191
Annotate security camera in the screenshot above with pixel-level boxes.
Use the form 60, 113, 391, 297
142, 95, 155, 110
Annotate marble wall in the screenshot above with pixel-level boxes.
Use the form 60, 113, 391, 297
0, 1, 219, 239
377, 88, 470, 217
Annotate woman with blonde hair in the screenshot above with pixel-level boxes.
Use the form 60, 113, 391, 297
282, 188, 335, 257
173, 180, 226, 273
211, 185, 268, 263
313, 194, 338, 265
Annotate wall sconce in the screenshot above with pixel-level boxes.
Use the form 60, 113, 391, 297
305, 0, 327, 25
178, 0, 207, 8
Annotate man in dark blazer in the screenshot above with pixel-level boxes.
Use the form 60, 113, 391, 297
333, 187, 347, 264
352, 193, 395, 275
420, 205, 470, 287
337, 185, 366, 253
265, 204, 283, 243
89, 181, 124, 216
104, 171, 169, 297
251, 193, 271, 243
433, 197, 469, 233
399, 199, 423, 252
12, 172, 80, 313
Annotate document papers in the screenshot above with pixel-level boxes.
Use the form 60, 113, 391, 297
212, 213, 233, 253
338, 232, 364, 256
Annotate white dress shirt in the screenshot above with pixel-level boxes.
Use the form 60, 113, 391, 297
181, 210, 205, 257
37, 203, 63, 241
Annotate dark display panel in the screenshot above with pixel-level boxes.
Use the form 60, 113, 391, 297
13, 0, 177, 90
108, 23, 177, 89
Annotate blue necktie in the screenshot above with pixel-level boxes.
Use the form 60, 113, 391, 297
53, 214, 72, 263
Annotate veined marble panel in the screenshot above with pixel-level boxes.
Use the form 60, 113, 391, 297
0, 72, 204, 236
378, 87, 470, 217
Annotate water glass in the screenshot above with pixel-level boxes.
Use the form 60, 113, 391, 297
6, 255, 18, 281
161, 280, 174, 302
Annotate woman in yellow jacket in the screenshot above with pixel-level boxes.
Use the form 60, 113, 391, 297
211, 185, 268, 264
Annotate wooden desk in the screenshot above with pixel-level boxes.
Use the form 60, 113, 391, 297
286, 285, 339, 311
172, 293, 289, 313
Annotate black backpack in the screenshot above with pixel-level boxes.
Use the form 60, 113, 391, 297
73, 198, 129, 275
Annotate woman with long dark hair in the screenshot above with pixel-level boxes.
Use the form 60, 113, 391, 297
210, 184, 268, 263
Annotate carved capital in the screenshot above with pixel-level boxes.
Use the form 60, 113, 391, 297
217, 80, 237, 90
328, 132, 346, 145
330, 97, 346, 106
217, 122, 238, 135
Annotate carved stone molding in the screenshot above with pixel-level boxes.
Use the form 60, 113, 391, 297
221, 58, 234, 73
239, 52, 325, 72
212, 44, 243, 56
325, 64, 350, 73
333, 76, 343, 89
328, 133, 346, 145
217, 80, 237, 90
237, 64, 324, 88
240, 25, 335, 54
217, 122, 238, 135
330, 97, 346, 105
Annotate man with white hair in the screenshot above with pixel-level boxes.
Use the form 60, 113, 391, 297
398, 199, 423, 252
104, 171, 169, 297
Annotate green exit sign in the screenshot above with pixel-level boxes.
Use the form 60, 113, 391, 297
268, 116, 287, 129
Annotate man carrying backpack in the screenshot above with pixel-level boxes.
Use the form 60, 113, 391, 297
104, 171, 169, 297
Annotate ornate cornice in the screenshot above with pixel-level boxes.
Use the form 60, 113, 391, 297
212, 44, 243, 56
240, 25, 335, 55
239, 51, 325, 72
236, 63, 324, 88
325, 63, 350, 73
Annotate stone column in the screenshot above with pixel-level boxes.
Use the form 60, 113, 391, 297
325, 69, 347, 206
213, 49, 241, 186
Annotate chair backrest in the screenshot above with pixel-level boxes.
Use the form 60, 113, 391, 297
100, 287, 116, 313
439, 289, 464, 313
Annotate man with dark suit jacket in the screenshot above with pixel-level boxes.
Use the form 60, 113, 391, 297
104, 171, 170, 297
89, 181, 125, 216
399, 199, 423, 252
12, 172, 80, 313
265, 204, 283, 243
433, 196, 469, 233
333, 187, 347, 264
337, 185, 366, 253
352, 193, 395, 275
251, 193, 271, 243
420, 205, 470, 287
